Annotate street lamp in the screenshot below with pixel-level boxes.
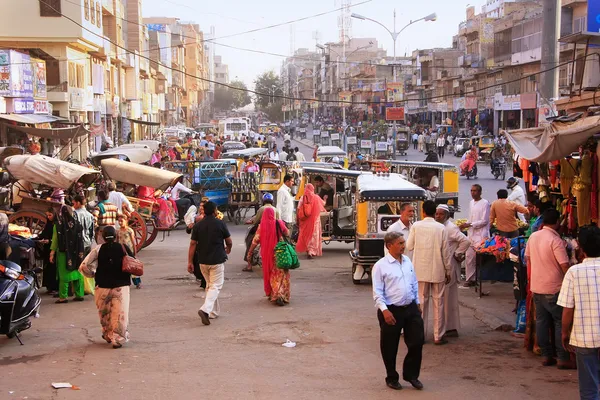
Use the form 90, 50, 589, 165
352, 10, 437, 158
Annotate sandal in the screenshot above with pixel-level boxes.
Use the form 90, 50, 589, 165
242, 267, 253, 272
55, 299, 68, 304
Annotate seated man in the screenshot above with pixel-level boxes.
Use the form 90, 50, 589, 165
423, 170, 440, 201
313, 175, 334, 211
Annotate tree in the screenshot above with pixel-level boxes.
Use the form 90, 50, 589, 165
254, 70, 282, 109
214, 86, 235, 111
230, 80, 252, 109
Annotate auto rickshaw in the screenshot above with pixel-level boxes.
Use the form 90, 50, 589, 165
222, 147, 268, 170
477, 135, 495, 163
316, 146, 348, 168
373, 160, 460, 210
396, 127, 409, 156
349, 173, 426, 284
258, 160, 292, 203
295, 167, 367, 244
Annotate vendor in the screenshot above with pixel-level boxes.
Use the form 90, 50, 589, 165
313, 175, 333, 210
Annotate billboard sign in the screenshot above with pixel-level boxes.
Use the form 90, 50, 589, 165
385, 107, 405, 121
588, 0, 600, 35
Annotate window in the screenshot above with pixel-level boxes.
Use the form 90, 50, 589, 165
84, 0, 89, 20
76, 64, 85, 88
68, 62, 76, 88
90, 1, 95, 25
96, 2, 101, 27
573, 17, 586, 34
40, 0, 61, 16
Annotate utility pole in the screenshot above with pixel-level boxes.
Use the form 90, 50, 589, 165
539, 0, 560, 102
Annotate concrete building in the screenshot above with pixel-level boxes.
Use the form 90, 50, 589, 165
214, 55, 229, 85
181, 23, 209, 126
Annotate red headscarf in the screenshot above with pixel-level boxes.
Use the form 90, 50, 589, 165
258, 207, 285, 296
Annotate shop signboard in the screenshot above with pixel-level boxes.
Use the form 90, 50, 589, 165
0, 50, 34, 98
453, 97, 466, 111
587, 0, 600, 35
330, 133, 340, 141
347, 136, 357, 145
321, 130, 330, 138
13, 98, 34, 114
360, 139, 372, 149
465, 97, 478, 110
34, 100, 49, 114
0, 97, 6, 114
0, 64, 9, 96
386, 82, 403, 103
376, 141, 388, 152
385, 107, 405, 121
31, 58, 46, 100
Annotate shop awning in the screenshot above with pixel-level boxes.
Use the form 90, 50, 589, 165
127, 118, 160, 126
502, 115, 600, 162
0, 114, 67, 124
4, 124, 89, 141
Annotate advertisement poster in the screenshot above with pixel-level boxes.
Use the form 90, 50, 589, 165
34, 100, 49, 114
13, 98, 34, 114
339, 91, 352, 107
10, 51, 33, 98
347, 136, 357, 145
31, 58, 47, 99
385, 107, 405, 121
360, 139, 372, 149
386, 82, 404, 103
587, 0, 600, 34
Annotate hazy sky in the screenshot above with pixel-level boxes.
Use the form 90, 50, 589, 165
143, 0, 488, 88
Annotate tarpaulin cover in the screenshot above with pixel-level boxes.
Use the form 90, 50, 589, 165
502, 115, 600, 162
3, 154, 100, 188
101, 158, 182, 190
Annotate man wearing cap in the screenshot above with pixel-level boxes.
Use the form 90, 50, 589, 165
507, 177, 526, 221
435, 204, 470, 337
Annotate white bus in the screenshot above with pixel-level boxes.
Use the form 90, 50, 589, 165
218, 117, 249, 140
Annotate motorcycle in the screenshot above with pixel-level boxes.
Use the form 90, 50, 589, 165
0, 260, 41, 344
465, 164, 478, 180
491, 157, 507, 180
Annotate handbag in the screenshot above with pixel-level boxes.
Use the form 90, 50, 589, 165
121, 244, 144, 276
274, 221, 300, 270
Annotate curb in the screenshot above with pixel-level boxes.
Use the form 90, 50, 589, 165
459, 299, 515, 332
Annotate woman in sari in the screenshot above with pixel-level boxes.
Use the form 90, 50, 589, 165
460, 146, 478, 175
246, 207, 290, 306
94, 226, 133, 348
296, 183, 326, 259
116, 213, 140, 289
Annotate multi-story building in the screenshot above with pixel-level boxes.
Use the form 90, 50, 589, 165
214, 55, 229, 85
181, 23, 209, 126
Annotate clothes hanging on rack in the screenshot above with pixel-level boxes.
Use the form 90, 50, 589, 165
560, 158, 578, 198
573, 153, 592, 226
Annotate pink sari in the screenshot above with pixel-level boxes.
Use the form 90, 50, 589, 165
460, 149, 477, 174
296, 183, 326, 257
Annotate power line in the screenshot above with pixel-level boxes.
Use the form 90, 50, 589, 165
30, 0, 600, 107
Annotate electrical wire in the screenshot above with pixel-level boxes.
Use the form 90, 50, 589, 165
29, 1, 600, 107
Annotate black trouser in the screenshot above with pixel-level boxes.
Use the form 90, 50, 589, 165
413, 140, 418, 149
437, 146, 445, 158
193, 251, 206, 289
378, 302, 424, 383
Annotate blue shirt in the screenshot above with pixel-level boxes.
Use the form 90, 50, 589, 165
372, 254, 420, 311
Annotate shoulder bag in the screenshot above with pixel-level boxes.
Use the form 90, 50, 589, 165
274, 221, 300, 270
121, 244, 144, 276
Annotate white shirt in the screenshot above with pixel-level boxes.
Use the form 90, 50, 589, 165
284, 134, 291, 141
508, 185, 526, 221
557, 257, 600, 348
372, 254, 419, 311
108, 191, 132, 213
268, 151, 279, 160
443, 218, 471, 280
295, 151, 306, 162
208, 142, 215, 151
429, 175, 440, 189
436, 137, 445, 147
407, 217, 452, 283
171, 181, 192, 201
280, 150, 288, 160
276, 185, 294, 223
386, 219, 412, 260
467, 198, 491, 244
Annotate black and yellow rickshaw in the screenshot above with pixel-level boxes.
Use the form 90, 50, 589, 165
349, 173, 426, 284
295, 167, 367, 244
395, 127, 410, 156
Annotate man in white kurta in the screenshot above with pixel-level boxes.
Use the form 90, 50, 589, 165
507, 177, 526, 221
459, 184, 491, 287
435, 205, 471, 337
407, 200, 452, 344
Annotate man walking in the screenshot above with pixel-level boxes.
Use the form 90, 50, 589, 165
372, 231, 424, 391
412, 132, 418, 150
386, 203, 415, 259
188, 201, 232, 326
525, 208, 574, 368
277, 174, 294, 230
459, 184, 490, 288
435, 204, 470, 337
489, 189, 530, 238
294, 147, 306, 162
436, 134, 446, 158
558, 225, 600, 400
407, 200, 452, 345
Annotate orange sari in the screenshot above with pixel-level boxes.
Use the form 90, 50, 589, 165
296, 184, 326, 257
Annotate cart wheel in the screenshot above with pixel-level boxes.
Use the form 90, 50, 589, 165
351, 263, 361, 285
9, 211, 47, 236
128, 212, 147, 253
143, 219, 158, 249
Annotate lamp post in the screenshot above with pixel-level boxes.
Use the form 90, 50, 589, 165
352, 11, 436, 158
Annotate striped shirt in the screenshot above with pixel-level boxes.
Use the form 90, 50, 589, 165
557, 258, 600, 348
93, 202, 119, 227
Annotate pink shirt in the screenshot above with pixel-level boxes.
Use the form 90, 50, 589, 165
525, 227, 569, 294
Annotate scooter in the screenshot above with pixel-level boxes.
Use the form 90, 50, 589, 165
491, 157, 507, 180
0, 260, 41, 344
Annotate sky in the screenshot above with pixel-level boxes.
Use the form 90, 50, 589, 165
142, 0, 489, 89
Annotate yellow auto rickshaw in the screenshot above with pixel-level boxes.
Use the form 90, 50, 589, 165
477, 135, 495, 163
258, 160, 294, 203
350, 173, 427, 284
316, 146, 349, 169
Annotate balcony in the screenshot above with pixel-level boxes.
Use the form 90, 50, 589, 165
561, 0, 586, 5
102, 0, 114, 15
47, 82, 69, 103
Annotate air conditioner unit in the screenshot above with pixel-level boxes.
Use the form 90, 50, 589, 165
582, 57, 600, 89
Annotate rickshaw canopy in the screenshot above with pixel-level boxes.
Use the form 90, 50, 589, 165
357, 173, 426, 201
302, 166, 365, 179
91, 146, 153, 165
3, 154, 101, 188
0, 146, 24, 165
101, 158, 183, 190
124, 140, 160, 151
317, 146, 347, 157
298, 161, 344, 170
223, 147, 267, 159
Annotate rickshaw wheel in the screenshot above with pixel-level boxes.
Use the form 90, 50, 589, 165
227, 205, 240, 225
142, 219, 158, 249
128, 212, 147, 253
351, 263, 361, 285
9, 211, 47, 236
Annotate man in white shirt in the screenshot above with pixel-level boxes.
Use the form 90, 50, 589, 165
294, 147, 306, 162
459, 184, 491, 288
386, 203, 415, 259
171, 181, 194, 220
107, 181, 132, 215
436, 135, 446, 159
507, 176, 526, 221
279, 147, 288, 161
276, 174, 294, 229
407, 200, 452, 345
412, 132, 419, 150
372, 231, 424, 391
423, 170, 439, 201
435, 204, 470, 338
268, 145, 280, 161
284, 132, 291, 142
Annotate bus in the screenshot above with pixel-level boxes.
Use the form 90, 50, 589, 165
218, 117, 250, 140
